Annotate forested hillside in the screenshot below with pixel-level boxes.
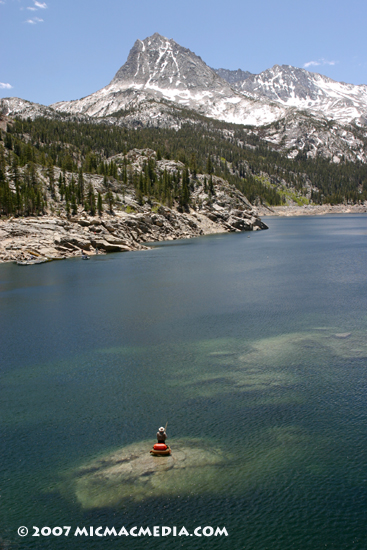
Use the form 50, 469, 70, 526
1, 115, 367, 217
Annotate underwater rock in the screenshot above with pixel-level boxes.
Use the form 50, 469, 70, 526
69, 438, 227, 509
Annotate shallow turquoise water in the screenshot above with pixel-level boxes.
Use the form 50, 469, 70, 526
1, 215, 367, 549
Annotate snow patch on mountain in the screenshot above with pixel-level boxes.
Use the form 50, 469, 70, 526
2, 33, 367, 164
0, 97, 56, 119
219, 64, 367, 126
50, 33, 287, 127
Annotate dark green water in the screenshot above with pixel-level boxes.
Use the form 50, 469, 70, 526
1, 215, 367, 549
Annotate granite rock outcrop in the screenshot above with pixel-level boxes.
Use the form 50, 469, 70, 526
0, 151, 268, 264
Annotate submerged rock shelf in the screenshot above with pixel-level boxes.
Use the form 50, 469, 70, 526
66, 439, 227, 509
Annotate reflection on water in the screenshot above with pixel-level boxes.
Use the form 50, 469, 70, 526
1, 215, 367, 549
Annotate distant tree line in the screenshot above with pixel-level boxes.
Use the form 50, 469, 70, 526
1, 115, 366, 216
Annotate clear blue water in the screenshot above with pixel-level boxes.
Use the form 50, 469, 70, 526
1, 215, 367, 549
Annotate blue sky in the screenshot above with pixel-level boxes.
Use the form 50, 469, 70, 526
1, 0, 367, 105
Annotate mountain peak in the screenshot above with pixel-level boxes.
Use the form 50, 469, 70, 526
150, 32, 167, 39
144, 32, 171, 45
44, 33, 367, 131
110, 33, 227, 93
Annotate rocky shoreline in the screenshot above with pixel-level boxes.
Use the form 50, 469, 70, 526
2, 198, 366, 265
3, 201, 366, 265
256, 203, 367, 217
0, 177, 268, 264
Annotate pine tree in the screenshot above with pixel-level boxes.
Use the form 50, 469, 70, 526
64, 178, 70, 202
190, 153, 197, 179
139, 171, 144, 194
78, 168, 84, 205
206, 155, 214, 175
4, 133, 13, 150
0, 168, 14, 216
70, 173, 76, 194
87, 183, 96, 216
123, 157, 128, 186
209, 175, 215, 196
105, 190, 114, 212
180, 168, 190, 209
47, 159, 55, 198
71, 194, 78, 215
97, 191, 103, 215
58, 172, 64, 201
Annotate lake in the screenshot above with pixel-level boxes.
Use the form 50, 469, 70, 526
1, 214, 367, 549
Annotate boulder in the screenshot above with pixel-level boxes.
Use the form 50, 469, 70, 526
92, 238, 131, 252
253, 219, 269, 230
103, 235, 132, 246
228, 216, 246, 229
151, 214, 164, 227
55, 236, 91, 250
39, 247, 61, 257
76, 219, 92, 227
102, 221, 116, 233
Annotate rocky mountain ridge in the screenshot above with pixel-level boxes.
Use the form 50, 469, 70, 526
48, 33, 285, 127
215, 64, 367, 126
1, 33, 367, 165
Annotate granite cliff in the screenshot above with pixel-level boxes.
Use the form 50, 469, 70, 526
0, 149, 267, 264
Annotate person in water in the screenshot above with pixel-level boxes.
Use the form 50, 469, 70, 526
157, 427, 167, 443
